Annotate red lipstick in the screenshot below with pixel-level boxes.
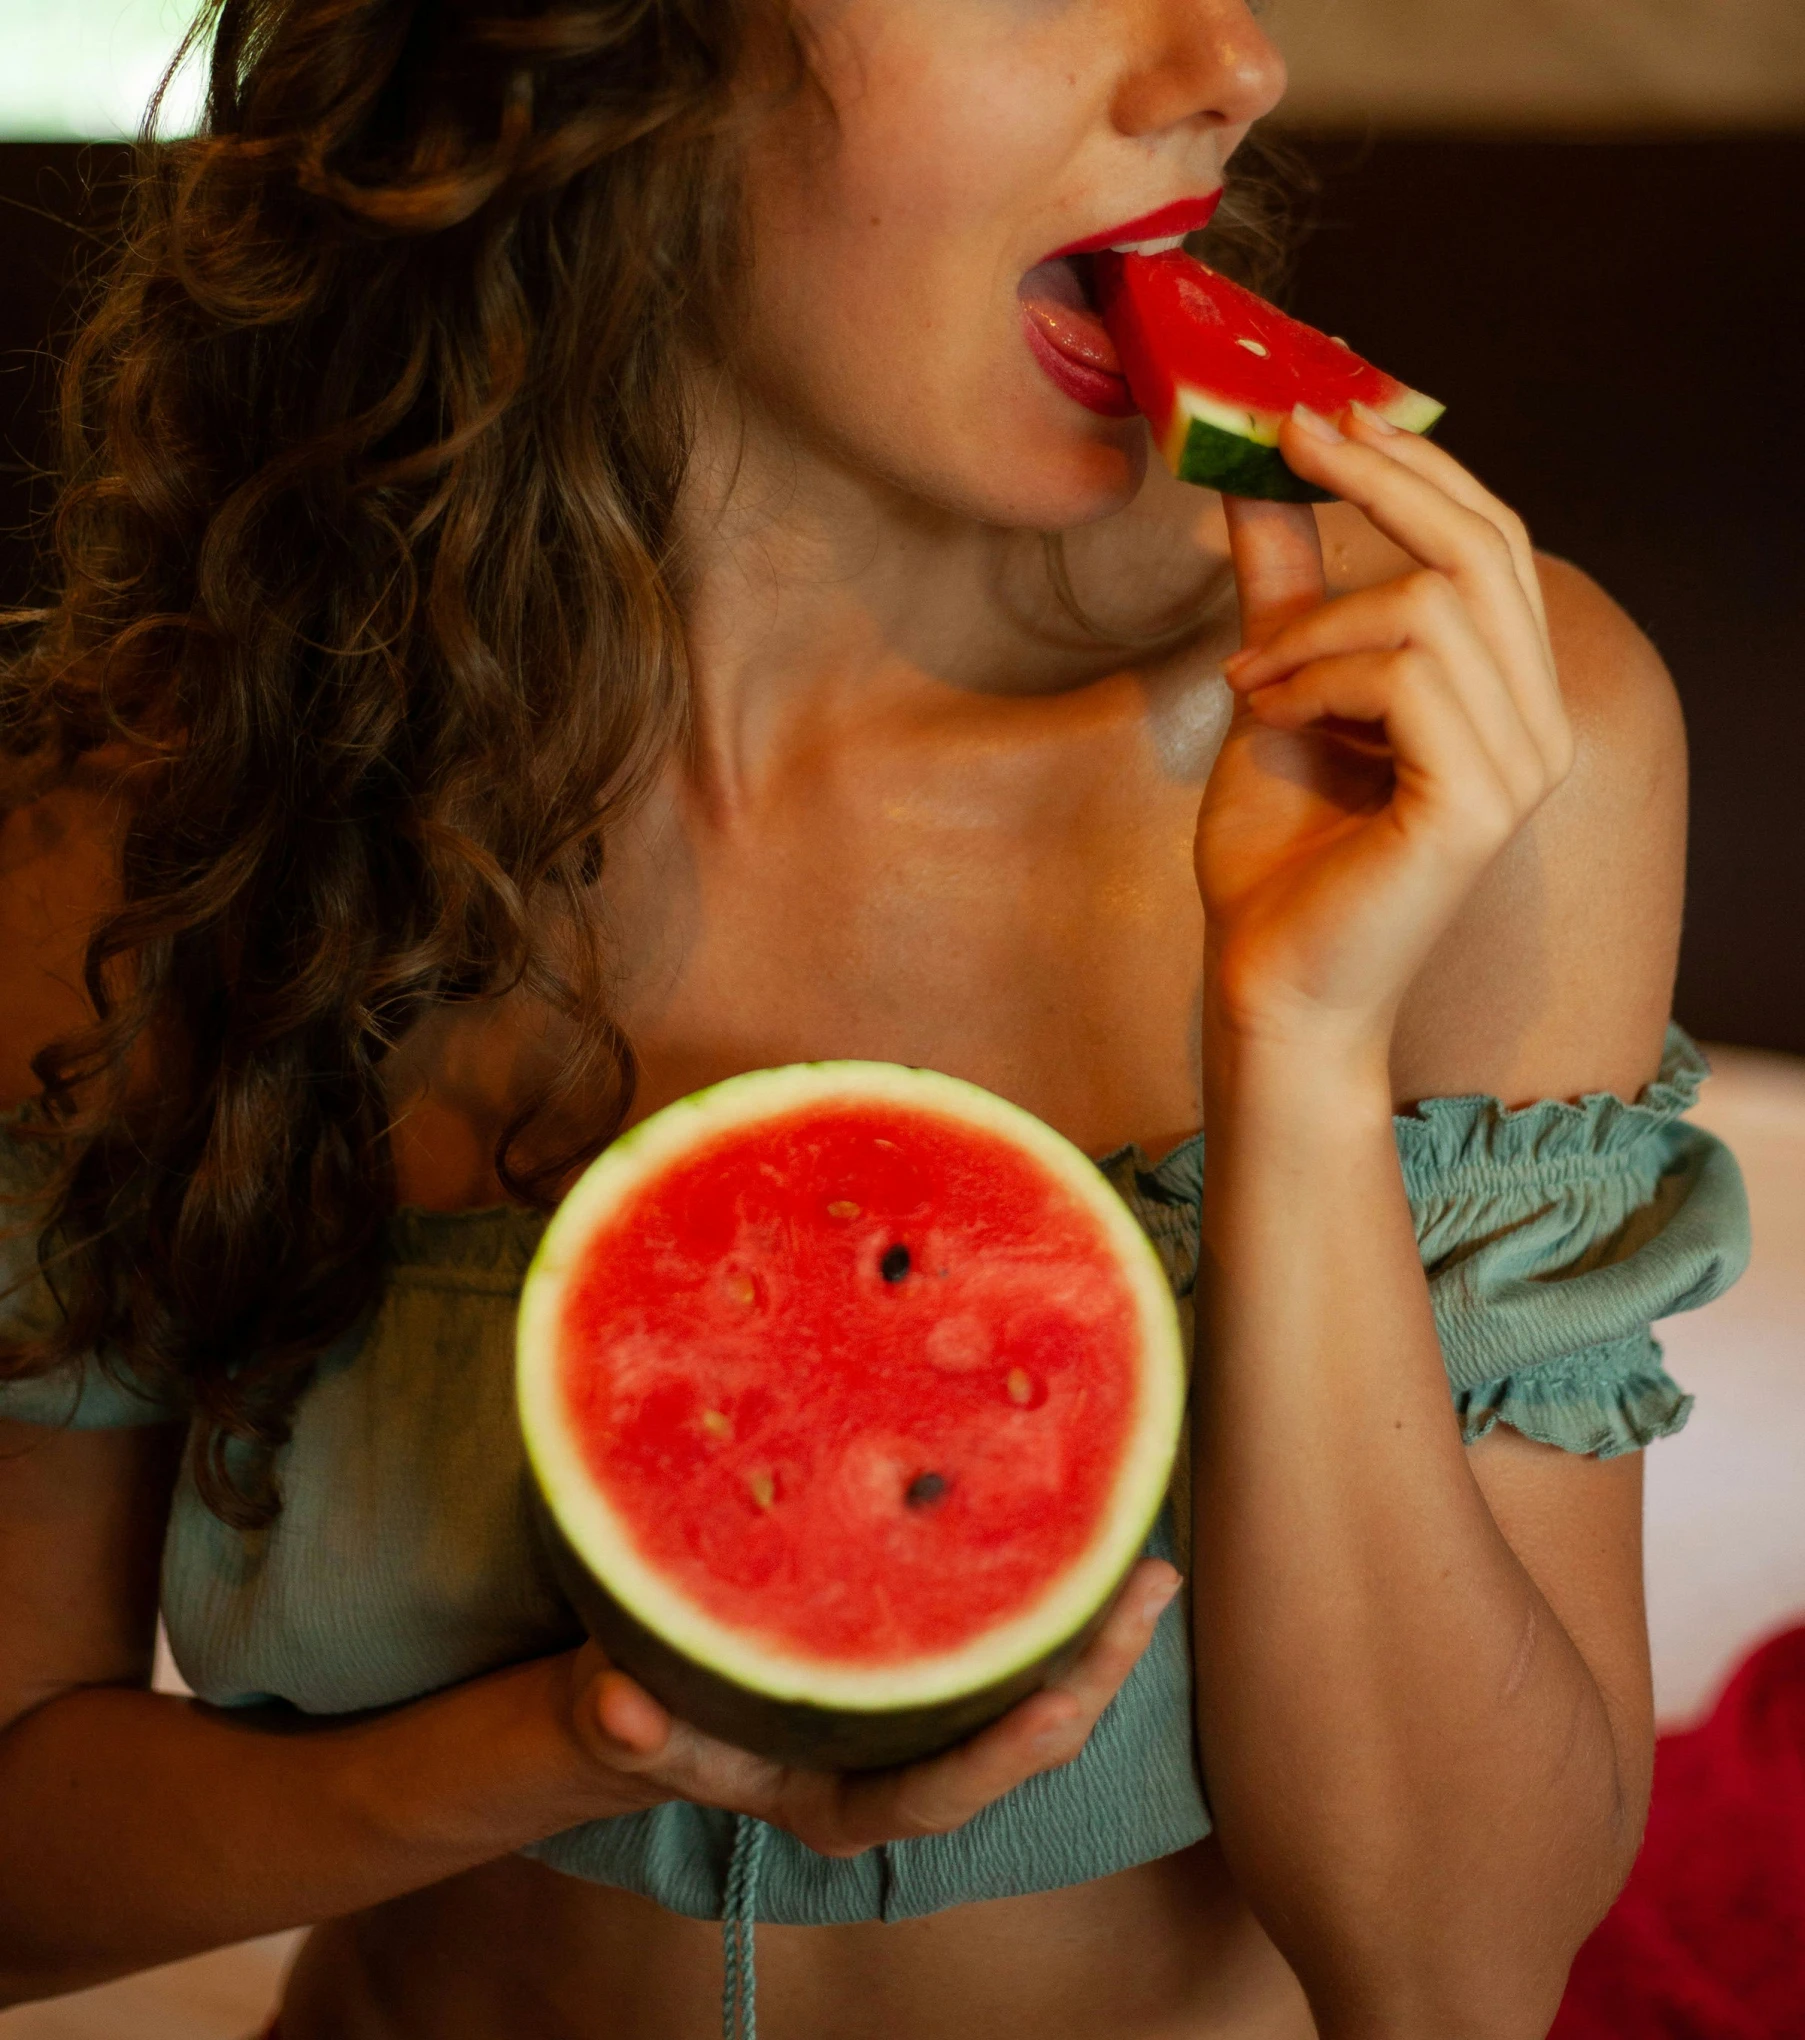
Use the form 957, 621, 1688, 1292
1049, 191, 1223, 261
1021, 314, 1138, 417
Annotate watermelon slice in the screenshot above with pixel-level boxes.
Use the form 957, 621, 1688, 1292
1094, 250, 1445, 503
516, 1062, 1185, 1770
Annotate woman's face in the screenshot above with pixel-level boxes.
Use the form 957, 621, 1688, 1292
733, 0, 1286, 533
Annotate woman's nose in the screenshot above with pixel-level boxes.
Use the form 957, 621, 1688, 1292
1109, 0, 1289, 139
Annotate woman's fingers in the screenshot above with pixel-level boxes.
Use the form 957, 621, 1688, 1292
1225, 494, 1327, 650
572, 1652, 789, 1818
1344, 403, 1547, 633
592, 1664, 673, 1753
1246, 647, 1523, 858
1226, 574, 1555, 814
991, 1556, 1182, 1773
568, 1560, 1181, 1859
1274, 409, 1571, 776
786, 1558, 1182, 1858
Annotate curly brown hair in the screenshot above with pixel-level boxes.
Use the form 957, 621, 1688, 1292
1, 0, 1304, 1528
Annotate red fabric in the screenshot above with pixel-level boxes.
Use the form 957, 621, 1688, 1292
1554, 1624, 1805, 2039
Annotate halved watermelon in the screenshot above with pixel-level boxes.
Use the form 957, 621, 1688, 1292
516, 1063, 1185, 1770
1095, 250, 1445, 503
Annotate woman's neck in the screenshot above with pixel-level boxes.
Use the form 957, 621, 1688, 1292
670, 377, 1236, 813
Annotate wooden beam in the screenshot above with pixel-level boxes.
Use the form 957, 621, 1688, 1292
1267, 0, 1805, 132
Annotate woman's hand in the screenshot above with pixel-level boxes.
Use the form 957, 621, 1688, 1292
3, 1427, 1175, 1973
1194, 403, 1575, 1068
552, 1556, 1180, 1857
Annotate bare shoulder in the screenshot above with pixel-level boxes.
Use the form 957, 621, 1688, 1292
1144, 502, 1688, 1113
1317, 500, 1682, 751
0, 761, 126, 1110
1531, 550, 1685, 755
1380, 533, 1687, 1110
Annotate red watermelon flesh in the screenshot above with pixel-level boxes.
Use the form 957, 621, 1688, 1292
557, 1103, 1138, 1663
1094, 249, 1445, 503
517, 1061, 1185, 1768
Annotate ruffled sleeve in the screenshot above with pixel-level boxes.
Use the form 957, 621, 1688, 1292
1396, 1024, 1749, 1457
1098, 1022, 1749, 1464
0, 1113, 183, 1430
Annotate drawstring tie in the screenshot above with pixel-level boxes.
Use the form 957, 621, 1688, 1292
722, 1812, 769, 2040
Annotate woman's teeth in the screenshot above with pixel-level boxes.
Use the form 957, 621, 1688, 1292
1106, 233, 1189, 255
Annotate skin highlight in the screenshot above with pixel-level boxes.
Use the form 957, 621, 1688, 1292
0, 2, 1690, 2036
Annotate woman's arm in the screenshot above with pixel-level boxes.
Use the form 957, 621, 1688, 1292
0, 1416, 1174, 2003
0, 1419, 631, 2000
1193, 1052, 1649, 2040
1188, 412, 1682, 2038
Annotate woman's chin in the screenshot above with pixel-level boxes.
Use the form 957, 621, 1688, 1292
735, 341, 1153, 533
994, 428, 1150, 533
916, 398, 1152, 534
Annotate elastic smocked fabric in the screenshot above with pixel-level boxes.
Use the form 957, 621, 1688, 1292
0, 1024, 1751, 1929
1100, 1024, 1745, 1459
0, 1121, 178, 1430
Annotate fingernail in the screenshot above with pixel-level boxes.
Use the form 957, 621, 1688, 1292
1142, 1576, 1182, 1623
1350, 399, 1400, 436
1221, 646, 1260, 674
1290, 403, 1344, 445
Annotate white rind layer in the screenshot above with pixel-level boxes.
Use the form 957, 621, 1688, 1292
1381, 388, 1448, 434
1164, 379, 1447, 459
517, 1061, 1186, 1714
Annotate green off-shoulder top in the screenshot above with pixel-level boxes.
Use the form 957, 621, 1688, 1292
0, 1028, 1751, 1938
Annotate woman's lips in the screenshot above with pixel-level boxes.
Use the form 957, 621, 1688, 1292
1018, 256, 1136, 418
1049, 190, 1223, 261
1022, 313, 1138, 418
1016, 192, 1221, 420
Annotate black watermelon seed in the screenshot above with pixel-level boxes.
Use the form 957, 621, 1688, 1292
880, 1244, 911, 1283
906, 1471, 948, 1507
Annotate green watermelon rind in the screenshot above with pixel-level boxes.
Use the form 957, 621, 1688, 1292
1166, 387, 1448, 505
1174, 419, 1331, 504
516, 1060, 1186, 1767
532, 1507, 1124, 1772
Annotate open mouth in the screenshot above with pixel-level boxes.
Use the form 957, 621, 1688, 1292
1017, 197, 1214, 416
1017, 251, 1135, 414
1019, 251, 1113, 366
1018, 217, 1206, 419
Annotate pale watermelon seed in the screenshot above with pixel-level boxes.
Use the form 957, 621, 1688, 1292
748, 1471, 776, 1510
725, 1272, 757, 1306
701, 1409, 733, 1440
1236, 337, 1269, 357
827, 1200, 862, 1220
1007, 1368, 1035, 1406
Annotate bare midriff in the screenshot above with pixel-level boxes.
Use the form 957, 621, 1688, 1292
277, 1839, 1316, 2040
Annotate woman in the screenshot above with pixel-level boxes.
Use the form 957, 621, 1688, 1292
0, 1, 1749, 2035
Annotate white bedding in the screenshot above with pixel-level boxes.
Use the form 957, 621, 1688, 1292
1645, 1043, 1805, 1722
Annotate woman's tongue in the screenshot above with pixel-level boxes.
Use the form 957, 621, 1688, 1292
1017, 257, 1122, 376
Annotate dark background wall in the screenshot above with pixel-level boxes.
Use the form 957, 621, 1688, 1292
4, 136, 1802, 1053
1279, 132, 1805, 1059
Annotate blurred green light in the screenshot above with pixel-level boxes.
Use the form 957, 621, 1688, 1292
1, 0, 206, 141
